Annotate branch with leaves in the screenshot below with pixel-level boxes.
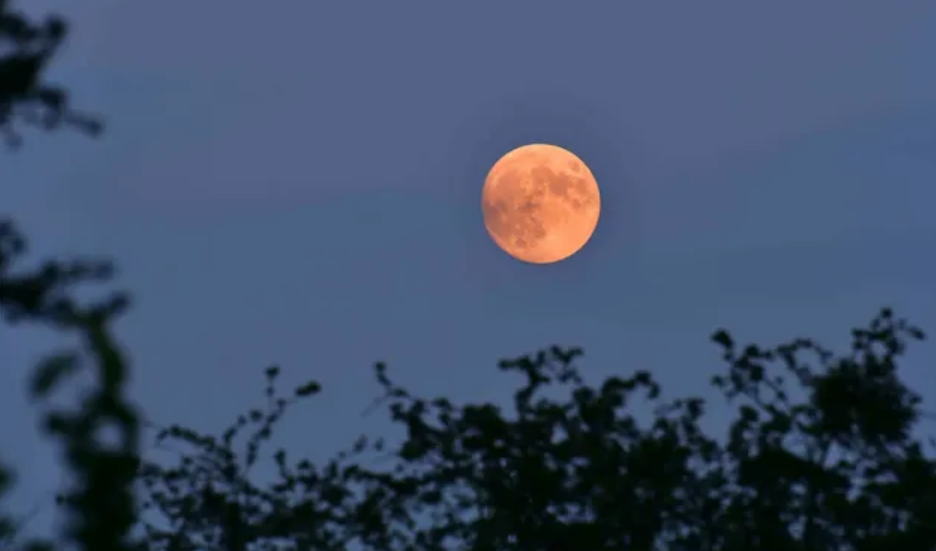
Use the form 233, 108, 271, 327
2, 3, 138, 551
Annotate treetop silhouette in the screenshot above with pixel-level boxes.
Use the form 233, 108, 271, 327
138, 308, 936, 551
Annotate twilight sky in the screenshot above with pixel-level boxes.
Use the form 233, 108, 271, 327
3, 1, 936, 537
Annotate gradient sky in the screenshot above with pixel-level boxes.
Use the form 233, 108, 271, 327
3, 1, 936, 537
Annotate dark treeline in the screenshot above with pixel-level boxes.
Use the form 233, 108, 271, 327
2, 4, 935, 551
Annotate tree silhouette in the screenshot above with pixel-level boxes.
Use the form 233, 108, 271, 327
0, 0, 102, 148
138, 308, 936, 551
1, 3, 139, 551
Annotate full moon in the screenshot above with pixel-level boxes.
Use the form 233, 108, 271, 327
481, 143, 601, 264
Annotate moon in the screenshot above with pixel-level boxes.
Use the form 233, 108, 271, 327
481, 143, 601, 264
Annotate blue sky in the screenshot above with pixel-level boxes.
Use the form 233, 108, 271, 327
3, 1, 936, 537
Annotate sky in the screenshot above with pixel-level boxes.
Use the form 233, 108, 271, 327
2, 1, 936, 538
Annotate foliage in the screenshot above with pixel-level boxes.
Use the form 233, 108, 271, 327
0, 0, 102, 148
138, 308, 936, 551
2, 2, 139, 551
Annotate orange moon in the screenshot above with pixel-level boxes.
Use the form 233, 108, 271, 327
481, 144, 601, 264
